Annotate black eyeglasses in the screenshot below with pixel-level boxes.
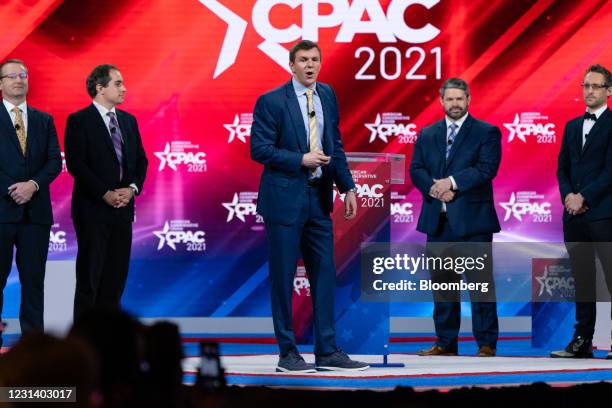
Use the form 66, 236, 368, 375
581, 83, 608, 90
0, 72, 28, 80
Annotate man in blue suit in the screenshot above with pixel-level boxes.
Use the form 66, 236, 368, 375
0, 59, 61, 346
410, 78, 501, 357
553, 64, 612, 359
251, 40, 368, 372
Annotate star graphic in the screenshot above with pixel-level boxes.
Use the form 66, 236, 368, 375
504, 113, 527, 143
224, 115, 247, 143
153, 222, 175, 250
154, 143, 177, 171
365, 114, 386, 143
499, 192, 522, 222
222, 193, 245, 222
535, 267, 553, 297
340, 329, 354, 343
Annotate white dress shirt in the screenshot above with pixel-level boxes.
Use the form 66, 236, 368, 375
582, 105, 607, 147
92, 100, 139, 194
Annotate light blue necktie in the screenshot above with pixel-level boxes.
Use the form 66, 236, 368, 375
446, 123, 458, 160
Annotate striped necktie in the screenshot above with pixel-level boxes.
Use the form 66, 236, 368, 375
305, 89, 321, 177
446, 123, 458, 160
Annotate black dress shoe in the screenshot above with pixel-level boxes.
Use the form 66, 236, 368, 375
550, 336, 593, 358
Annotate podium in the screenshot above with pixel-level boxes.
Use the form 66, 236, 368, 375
291, 152, 404, 364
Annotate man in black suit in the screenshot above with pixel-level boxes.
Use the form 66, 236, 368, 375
65, 64, 148, 320
0, 59, 61, 345
553, 64, 612, 359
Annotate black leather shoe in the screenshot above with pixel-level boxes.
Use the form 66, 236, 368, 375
550, 336, 593, 358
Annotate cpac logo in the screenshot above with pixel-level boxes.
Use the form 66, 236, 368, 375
535, 266, 574, 298
499, 192, 551, 222
223, 192, 258, 222
49, 224, 67, 252
49, 230, 66, 244
365, 113, 417, 143
294, 267, 311, 296
504, 113, 555, 143
201, 0, 441, 78
154, 142, 207, 172
154, 221, 206, 251
391, 202, 413, 216
225, 113, 253, 143
334, 183, 384, 202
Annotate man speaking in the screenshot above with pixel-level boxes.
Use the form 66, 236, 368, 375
250, 40, 368, 373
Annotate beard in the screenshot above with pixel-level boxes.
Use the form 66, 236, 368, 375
445, 106, 467, 120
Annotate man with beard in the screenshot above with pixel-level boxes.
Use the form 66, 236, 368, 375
410, 77, 502, 357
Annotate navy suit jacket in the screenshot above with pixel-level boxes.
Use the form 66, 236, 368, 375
410, 114, 502, 238
0, 104, 61, 224
250, 80, 355, 225
64, 104, 148, 224
557, 108, 612, 222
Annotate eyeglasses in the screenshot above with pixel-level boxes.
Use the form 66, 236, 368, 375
581, 83, 609, 90
0, 72, 28, 80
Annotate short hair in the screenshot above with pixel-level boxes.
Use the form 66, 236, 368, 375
584, 64, 611, 87
289, 40, 321, 63
0, 59, 27, 76
86, 64, 119, 98
440, 77, 470, 98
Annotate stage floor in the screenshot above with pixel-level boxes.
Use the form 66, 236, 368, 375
182, 353, 612, 390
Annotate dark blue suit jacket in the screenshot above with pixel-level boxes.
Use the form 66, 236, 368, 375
0, 105, 61, 224
557, 108, 612, 222
250, 80, 355, 225
410, 114, 501, 238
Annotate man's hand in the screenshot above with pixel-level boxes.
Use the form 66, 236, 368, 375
344, 190, 358, 220
439, 190, 455, 203
114, 188, 135, 208
429, 178, 453, 199
8, 181, 37, 205
302, 151, 331, 169
103, 191, 122, 208
565, 193, 585, 215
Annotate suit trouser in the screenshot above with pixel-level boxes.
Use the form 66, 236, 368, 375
265, 184, 337, 357
0, 220, 50, 338
563, 216, 612, 340
73, 220, 132, 320
427, 214, 498, 350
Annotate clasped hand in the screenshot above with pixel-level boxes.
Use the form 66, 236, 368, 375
103, 188, 134, 208
564, 193, 588, 216
429, 178, 454, 203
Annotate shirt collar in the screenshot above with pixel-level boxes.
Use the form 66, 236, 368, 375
3, 99, 27, 114
92, 100, 116, 117
445, 112, 469, 130
292, 77, 317, 97
586, 105, 607, 120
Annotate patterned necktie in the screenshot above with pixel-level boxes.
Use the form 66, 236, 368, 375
446, 123, 458, 160
12, 107, 27, 155
107, 112, 124, 180
305, 89, 321, 177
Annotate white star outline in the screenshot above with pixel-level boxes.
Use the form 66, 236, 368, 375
364, 114, 387, 143
154, 143, 178, 172
222, 193, 244, 222
224, 115, 247, 143
153, 222, 176, 251
504, 113, 526, 143
499, 192, 522, 222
